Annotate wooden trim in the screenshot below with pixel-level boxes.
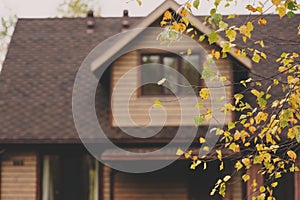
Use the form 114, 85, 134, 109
137, 50, 142, 97
98, 163, 103, 200
110, 170, 114, 200
36, 152, 41, 200
109, 64, 113, 127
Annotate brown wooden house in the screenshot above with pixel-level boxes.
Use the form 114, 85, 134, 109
0, 1, 299, 199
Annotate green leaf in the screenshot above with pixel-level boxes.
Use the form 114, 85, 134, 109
287, 11, 295, 18
212, 13, 222, 24
208, 30, 219, 45
194, 103, 203, 108
136, 0, 142, 6
194, 115, 205, 126
201, 64, 215, 79
257, 97, 267, 108
199, 34, 206, 42
226, 29, 237, 42
193, 0, 200, 9
228, 121, 235, 130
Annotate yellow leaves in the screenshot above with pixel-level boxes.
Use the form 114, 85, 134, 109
199, 88, 210, 99
163, 10, 172, 21
251, 89, 260, 97
255, 40, 265, 48
246, 5, 258, 12
239, 22, 254, 38
178, 22, 186, 32
185, 2, 191, 9
261, 52, 267, 59
153, 99, 163, 108
228, 121, 235, 130
288, 126, 300, 141
199, 137, 206, 144
242, 174, 250, 182
211, 49, 221, 60
219, 161, 224, 170
180, 8, 189, 17
298, 24, 300, 35
216, 149, 222, 161
190, 160, 201, 170
292, 52, 299, 58
276, 5, 286, 19
235, 161, 243, 171
255, 112, 269, 124
219, 76, 227, 82
185, 150, 193, 159
242, 158, 251, 169
271, 182, 278, 188
249, 126, 257, 134
176, 148, 185, 156
260, 186, 266, 193
252, 52, 261, 63
225, 29, 237, 42
172, 21, 180, 31
229, 142, 240, 152
287, 150, 297, 160
271, 0, 281, 6
172, 22, 187, 33
223, 175, 231, 182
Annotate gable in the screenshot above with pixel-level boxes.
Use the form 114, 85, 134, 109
91, 0, 252, 73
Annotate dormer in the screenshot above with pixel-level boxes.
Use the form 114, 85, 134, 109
91, 0, 251, 128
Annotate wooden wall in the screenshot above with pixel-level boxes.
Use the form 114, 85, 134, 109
111, 28, 233, 127
1, 152, 38, 200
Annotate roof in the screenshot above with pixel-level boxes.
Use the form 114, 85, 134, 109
91, 0, 252, 71
0, 12, 300, 143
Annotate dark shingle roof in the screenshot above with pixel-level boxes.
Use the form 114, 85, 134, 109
0, 15, 299, 143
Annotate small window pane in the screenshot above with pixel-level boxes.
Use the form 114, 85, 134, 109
182, 55, 200, 94
141, 55, 162, 95
163, 56, 178, 95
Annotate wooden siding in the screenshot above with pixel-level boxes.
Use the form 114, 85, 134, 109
111, 28, 233, 127
295, 159, 300, 200
1, 152, 38, 200
246, 165, 263, 200
103, 165, 111, 200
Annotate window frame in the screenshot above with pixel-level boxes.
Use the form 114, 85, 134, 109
40, 152, 99, 200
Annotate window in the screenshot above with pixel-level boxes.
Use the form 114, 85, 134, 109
42, 154, 98, 200
141, 53, 202, 96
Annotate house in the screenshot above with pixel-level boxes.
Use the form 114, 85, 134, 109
0, 0, 299, 199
